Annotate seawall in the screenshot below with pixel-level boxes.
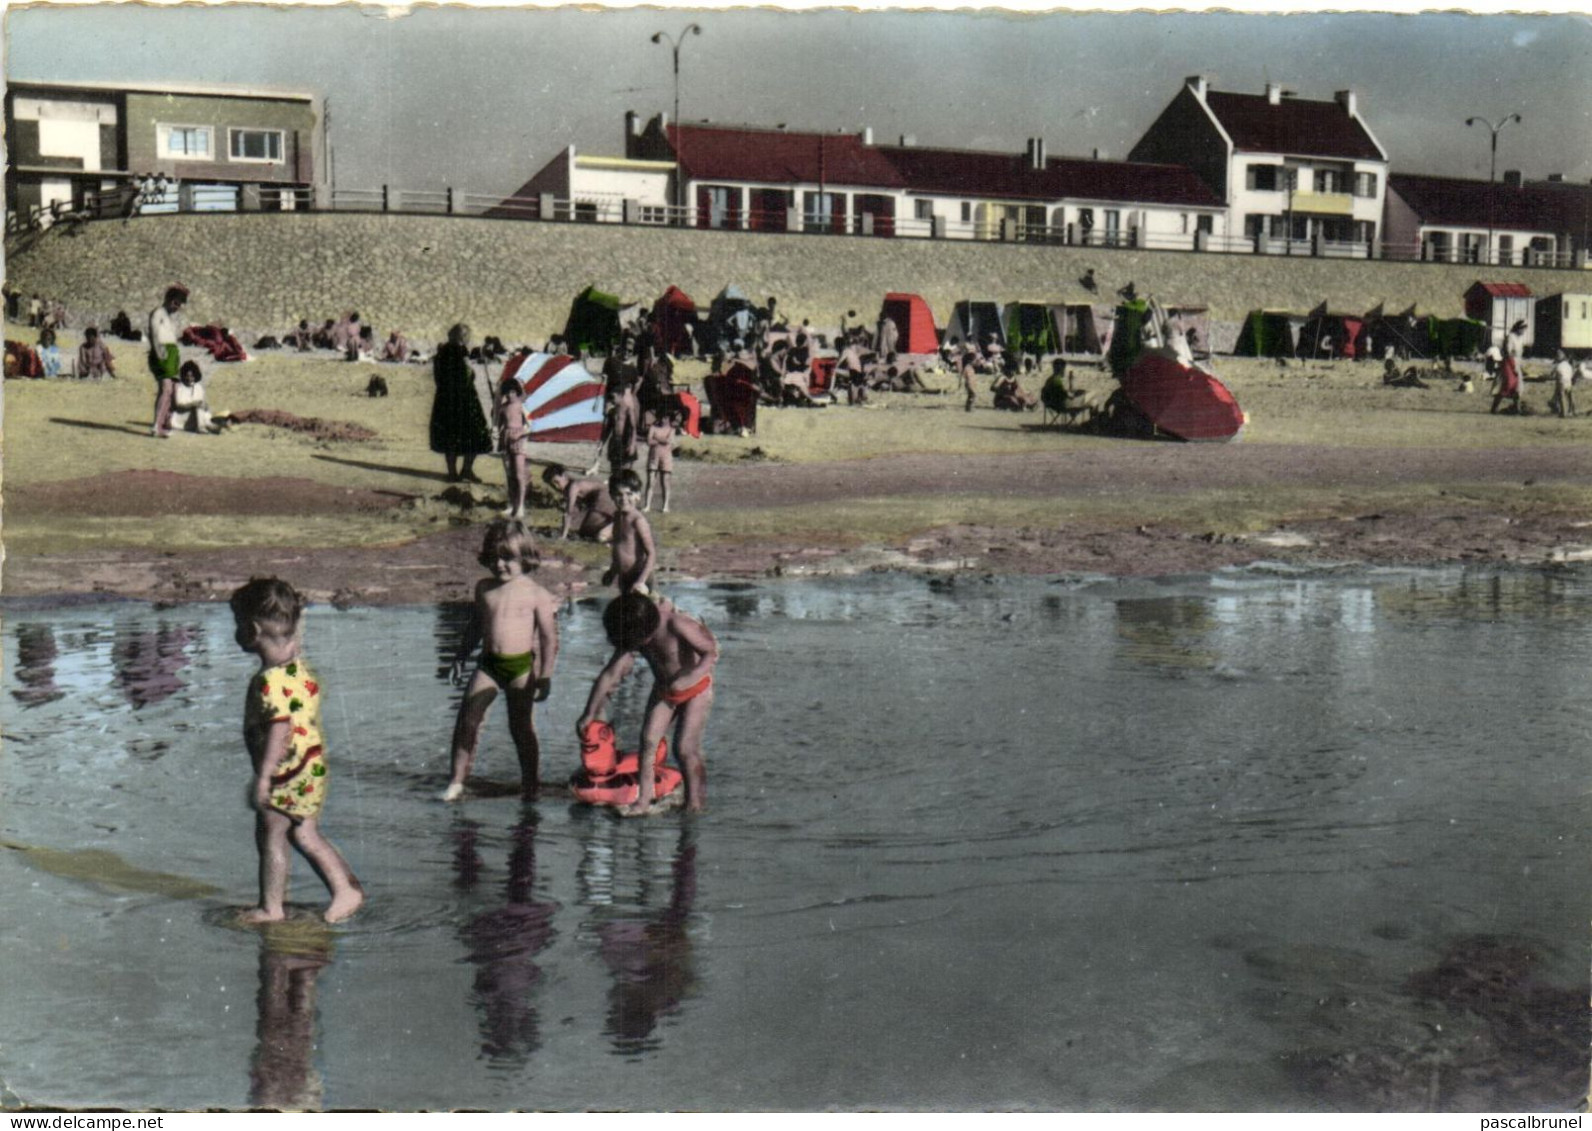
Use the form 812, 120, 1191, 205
8, 212, 1589, 344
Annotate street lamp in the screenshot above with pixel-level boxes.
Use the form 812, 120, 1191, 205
1465, 113, 1522, 265
652, 22, 702, 226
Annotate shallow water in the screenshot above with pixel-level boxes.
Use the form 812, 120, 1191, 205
1, 569, 1586, 1111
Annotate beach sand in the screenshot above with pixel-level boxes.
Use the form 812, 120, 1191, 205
8, 342, 1592, 606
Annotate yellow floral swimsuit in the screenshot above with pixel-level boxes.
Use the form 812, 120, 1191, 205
249, 658, 329, 819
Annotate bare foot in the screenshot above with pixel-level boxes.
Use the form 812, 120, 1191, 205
661, 504, 670, 513
441, 782, 465, 802
324, 887, 364, 924
239, 906, 286, 924
616, 800, 652, 818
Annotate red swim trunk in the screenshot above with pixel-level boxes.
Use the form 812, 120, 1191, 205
662, 675, 712, 705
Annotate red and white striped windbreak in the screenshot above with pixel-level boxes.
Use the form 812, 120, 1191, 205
498, 352, 605, 443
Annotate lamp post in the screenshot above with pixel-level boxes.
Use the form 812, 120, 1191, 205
652, 23, 702, 226
1465, 113, 1522, 265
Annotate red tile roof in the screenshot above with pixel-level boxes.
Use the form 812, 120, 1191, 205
1205, 91, 1382, 161
1469, 282, 1533, 297
1389, 173, 1569, 233
669, 124, 904, 188
878, 145, 1224, 208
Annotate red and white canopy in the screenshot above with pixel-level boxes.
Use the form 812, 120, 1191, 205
499, 352, 605, 443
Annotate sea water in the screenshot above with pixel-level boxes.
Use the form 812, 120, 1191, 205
1, 569, 1585, 1111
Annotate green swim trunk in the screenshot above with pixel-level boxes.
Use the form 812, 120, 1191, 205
148, 343, 180, 380
480, 651, 534, 689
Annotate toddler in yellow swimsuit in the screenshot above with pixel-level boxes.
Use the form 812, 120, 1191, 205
231, 577, 363, 924
442, 519, 562, 801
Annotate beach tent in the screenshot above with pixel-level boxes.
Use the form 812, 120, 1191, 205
1233, 310, 1303, 358
1295, 305, 1367, 360
1427, 315, 1488, 359
707, 285, 757, 353
1001, 301, 1064, 356
703, 361, 760, 434
562, 285, 624, 356
1534, 293, 1592, 357
1120, 352, 1244, 442
1363, 304, 1431, 360
1108, 298, 1150, 376
875, 293, 938, 356
1164, 304, 1211, 360
498, 351, 605, 443
650, 285, 701, 357
942, 300, 1005, 351
1056, 303, 1112, 357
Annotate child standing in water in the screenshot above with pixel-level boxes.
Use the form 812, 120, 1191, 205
442, 520, 561, 802
230, 578, 364, 924
602, 469, 656, 594
578, 592, 719, 816
643, 409, 678, 513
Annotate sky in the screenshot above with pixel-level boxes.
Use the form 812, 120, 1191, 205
6, 3, 1592, 198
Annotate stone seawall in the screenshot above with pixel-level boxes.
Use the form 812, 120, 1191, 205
8, 212, 1590, 345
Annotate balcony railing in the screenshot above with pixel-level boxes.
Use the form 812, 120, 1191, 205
10, 179, 1590, 271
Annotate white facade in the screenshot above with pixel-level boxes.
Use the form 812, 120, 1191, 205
1230, 154, 1385, 246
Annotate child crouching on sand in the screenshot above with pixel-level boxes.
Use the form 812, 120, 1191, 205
230, 578, 364, 924
442, 519, 560, 802
577, 592, 718, 816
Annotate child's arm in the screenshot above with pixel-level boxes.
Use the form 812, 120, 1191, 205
252, 719, 293, 811
532, 594, 558, 702
576, 649, 636, 733
558, 485, 578, 540
633, 514, 657, 591
449, 593, 484, 686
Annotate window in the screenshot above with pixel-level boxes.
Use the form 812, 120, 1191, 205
1498, 235, 1514, 265
1314, 169, 1341, 194
960, 201, 972, 224
804, 191, 839, 233
159, 125, 212, 159
1103, 209, 1121, 244
639, 205, 668, 225
704, 186, 733, 229
1354, 171, 1379, 198
1196, 215, 1214, 235
915, 200, 934, 222
1247, 164, 1283, 192
228, 128, 283, 163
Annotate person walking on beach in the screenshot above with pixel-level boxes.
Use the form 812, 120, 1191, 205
577, 592, 719, 816
496, 371, 530, 518
430, 323, 495, 482
230, 577, 364, 924
1491, 320, 1528, 415
147, 284, 187, 437
441, 520, 560, 803
1549, 350, 1576, 418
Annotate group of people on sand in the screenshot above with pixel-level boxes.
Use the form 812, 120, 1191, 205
278, 312, 414, 363
145, 285, 230, 437
954, 336, 1040, 413
231, 500, 718, 925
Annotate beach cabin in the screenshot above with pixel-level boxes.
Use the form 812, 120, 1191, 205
1295, 307, 1366, 359
1464, 281, 1534, 351
1001, 301, 1064, 356
1363, 305, 1431, 360
1426, 316, 1488, 359
1056, 303, 1112, 357
942, 300, 1005, 351
650, 285, 701, 357
1234, 310, 1304, 358
875, 293, 939, 356
707, 285, 757, 353
1534, 293, 1592, 357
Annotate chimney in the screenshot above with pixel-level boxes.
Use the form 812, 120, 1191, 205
898, 134, 916, 147
1334, 89, 1357, 117
862, 126, 874, 145
1503, 169, 1522, 188
1092, 147, 1102, 161
625, 110, 640, 137
1547, 173, 1564, 182
1026, 137, 1046, 169
1186, 75, 1208, 102
1266, 82, 1284, 105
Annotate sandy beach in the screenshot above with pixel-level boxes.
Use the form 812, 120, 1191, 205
8, 339, 1592, 607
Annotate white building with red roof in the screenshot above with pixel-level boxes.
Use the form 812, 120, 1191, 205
1129, 76, 1389, 253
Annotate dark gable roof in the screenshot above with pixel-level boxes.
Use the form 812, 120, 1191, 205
878, 145, 1223, 208
1390, 172, 1573, 233
1205, 91, 1382, 161
668, 123, 905, 188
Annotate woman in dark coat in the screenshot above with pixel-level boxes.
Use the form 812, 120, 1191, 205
430, 323, 494, 482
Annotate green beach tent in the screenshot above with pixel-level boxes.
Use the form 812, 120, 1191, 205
563, 285, 624, 355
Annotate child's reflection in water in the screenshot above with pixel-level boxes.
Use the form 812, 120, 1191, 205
453, 813, 559, 1066
248, 921, 334, 1112
586, 822, 699, 1056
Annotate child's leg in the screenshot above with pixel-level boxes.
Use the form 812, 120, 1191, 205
511, 453, 528, 514
241, 808, 295, 922
443, 669, 500, 800
624, 698, 677, 813
504, 677, 541, 800
672, 690, 713, 812
660, 471, 671, 513
289, 817, 365, 923
643, 463, 655, 510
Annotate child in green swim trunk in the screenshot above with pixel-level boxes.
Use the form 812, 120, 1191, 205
442, 520, 561, 802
